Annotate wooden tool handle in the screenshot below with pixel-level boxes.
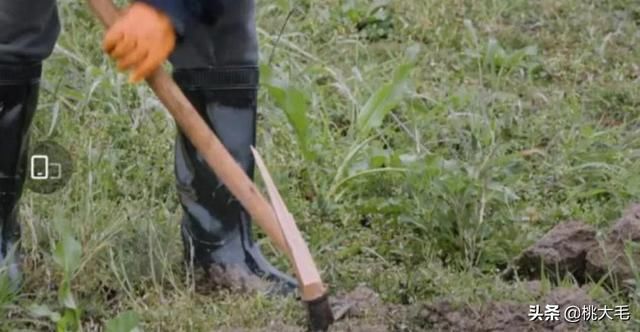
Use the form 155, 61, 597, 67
86, 0, 290, 258
252, 148, 327, 302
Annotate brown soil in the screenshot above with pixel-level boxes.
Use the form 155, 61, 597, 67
219, 284, 596, 332
507, 204, 640, 289
214, 204, 640, 331
329, 285, 411, 331
220, 286, 405, 332
510, 220, 597, 283
585, 204, 640, 289
414, 286, 594, 332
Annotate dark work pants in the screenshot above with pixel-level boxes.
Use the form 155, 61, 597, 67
0, 0, 61, 64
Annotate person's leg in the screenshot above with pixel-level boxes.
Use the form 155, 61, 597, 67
0, 0, 60, 290
169, 0, 296, 294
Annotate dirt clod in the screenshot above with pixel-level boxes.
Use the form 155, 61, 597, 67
513, 220, 597, 283
508, 205, 640, 289
586, 204, 640, 288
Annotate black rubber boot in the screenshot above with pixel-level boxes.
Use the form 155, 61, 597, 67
0, 62, 41, 292
173, 66, 297, 296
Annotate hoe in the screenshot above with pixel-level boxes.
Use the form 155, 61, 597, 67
86, 0, 335, 330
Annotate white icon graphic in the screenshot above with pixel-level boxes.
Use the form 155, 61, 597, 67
49, 163, 62, 180
30, 155, 62, 180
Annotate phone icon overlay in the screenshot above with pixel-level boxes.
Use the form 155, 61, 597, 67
31, 155, 49, 180
26, 141, 73, 194
30, 155, 63, 181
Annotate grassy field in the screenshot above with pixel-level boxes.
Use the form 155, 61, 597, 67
1, 0, 640, 330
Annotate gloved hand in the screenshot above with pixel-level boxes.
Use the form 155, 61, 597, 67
103, 2, 176, 83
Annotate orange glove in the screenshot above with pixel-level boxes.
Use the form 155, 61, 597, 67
103, 2, 176, 83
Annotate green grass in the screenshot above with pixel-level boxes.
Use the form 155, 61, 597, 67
2, 0, 640, 330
